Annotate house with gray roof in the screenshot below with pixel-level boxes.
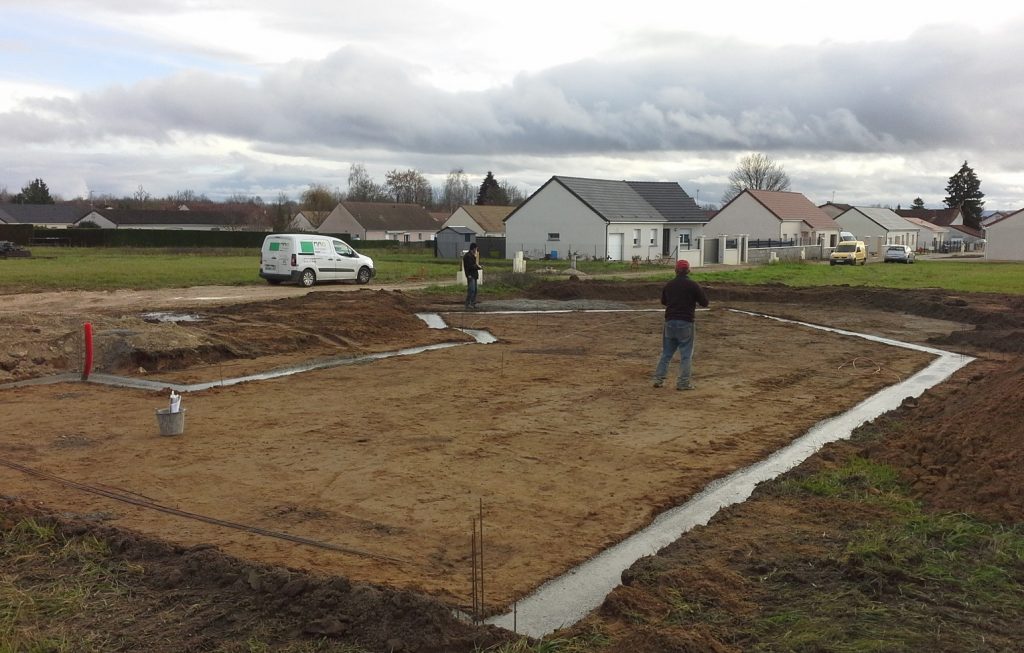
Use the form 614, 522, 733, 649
834, 206, 920, 250
82, 208, 251, 230
0, 204, 94, 228
503, 176, 707, 261
318, 202, 438, 242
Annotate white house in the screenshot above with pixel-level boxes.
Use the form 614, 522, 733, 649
503, 176, 707, 261
710, 190, 841, 246
901, 217, 948, 252
440, 205, 514, 236
984, 209, 1024, 260
318, 202, 438, 242
834, 207, 919, 249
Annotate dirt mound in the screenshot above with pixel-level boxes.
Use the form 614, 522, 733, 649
1, 497, 511, 653
864, 356, 1024, 522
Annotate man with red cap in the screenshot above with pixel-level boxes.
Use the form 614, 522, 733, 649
652, 259, 708, 390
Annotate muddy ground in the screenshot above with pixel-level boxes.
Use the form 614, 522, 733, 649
1, 280, 1022, 652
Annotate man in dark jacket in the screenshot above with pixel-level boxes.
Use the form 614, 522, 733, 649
463, 243, 482, 309
653, 259, 709, 390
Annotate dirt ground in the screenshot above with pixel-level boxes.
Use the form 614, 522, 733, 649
1, 279, 1022, 652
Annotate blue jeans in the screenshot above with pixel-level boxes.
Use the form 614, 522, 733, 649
465, 277, 478, 306
654, 320, 695, 387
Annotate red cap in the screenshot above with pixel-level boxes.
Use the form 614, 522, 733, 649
675, 259, 690, 273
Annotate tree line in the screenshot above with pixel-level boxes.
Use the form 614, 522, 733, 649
2, 158, 987, 230
1, 165, 524, 216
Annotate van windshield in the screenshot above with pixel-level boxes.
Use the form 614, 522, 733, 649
836, 243, 857, 252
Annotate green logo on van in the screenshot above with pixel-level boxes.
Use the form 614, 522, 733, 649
300, 241, 314, 254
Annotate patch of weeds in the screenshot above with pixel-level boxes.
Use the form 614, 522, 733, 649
0, 516, 128, 652
743, 461, 1024, 651
233, 637, 371, 653
480, 631, 609, 653
662, 587, 733, 628
777, 457, 916, 512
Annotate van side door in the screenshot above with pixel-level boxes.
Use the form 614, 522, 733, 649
332, 239, 358, 280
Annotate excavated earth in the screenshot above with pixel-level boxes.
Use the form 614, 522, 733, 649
1, 280, 1022, 652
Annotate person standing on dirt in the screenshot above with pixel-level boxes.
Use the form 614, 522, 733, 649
653, 259, 708, 390
463, 243, 483, 309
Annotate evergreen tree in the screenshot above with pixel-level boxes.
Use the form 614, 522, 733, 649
943, 161, 985, 229
476, 171, 508, 205
14, 178, 55, 204
912, 197, 925, 209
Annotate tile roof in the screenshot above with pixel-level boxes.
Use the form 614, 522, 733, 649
902, 216, 947, 234
747, 190, 838, 230
847, 207, 918, 231
0, 204, 92, 224
458, 205, 515, 233
341, 202, 438, 231
625, 181, 705, 222
94, 209, 249, 226
895, 207, 960, 227
552, 176, 704, 223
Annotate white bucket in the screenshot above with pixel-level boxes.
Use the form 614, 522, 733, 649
155, 407, 186, 436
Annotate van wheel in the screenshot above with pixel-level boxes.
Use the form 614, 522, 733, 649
356, 266, 372, 285
300, 269, 317, 287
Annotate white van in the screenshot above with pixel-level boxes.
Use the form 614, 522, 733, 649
259, 234, 375, 287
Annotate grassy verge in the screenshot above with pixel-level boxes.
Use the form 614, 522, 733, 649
743, 459, 1024, 651
0, 247, 638, 292
692, 259, 1024, 294
0, 510, 376, 652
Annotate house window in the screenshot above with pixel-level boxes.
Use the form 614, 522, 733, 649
633, 229, 641, 246
649, 228, 657, 246
547, 233, 560, 241
464, 234, 472, 242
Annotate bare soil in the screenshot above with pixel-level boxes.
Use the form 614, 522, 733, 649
1, 280, 1022, 652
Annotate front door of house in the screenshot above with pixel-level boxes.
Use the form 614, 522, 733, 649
607, 233, 624, 261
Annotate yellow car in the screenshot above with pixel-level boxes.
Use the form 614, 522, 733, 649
830, 241, 867, 266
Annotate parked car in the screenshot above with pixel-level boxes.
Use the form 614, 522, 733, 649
259, 234, 375, 287
883, 244, 916, 264
829, 240, 867, 266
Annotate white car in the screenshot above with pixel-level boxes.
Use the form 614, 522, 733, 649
883, 244, 916, 264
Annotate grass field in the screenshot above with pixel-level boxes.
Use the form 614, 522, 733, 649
1, 247, 1022, 294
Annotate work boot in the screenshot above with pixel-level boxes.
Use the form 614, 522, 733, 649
676, 382, 696, 391
652, 378, 664, 388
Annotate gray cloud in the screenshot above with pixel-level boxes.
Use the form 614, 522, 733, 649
2, 19, 1023, 206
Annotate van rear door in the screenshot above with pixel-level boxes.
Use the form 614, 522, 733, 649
262, 236, 292, 275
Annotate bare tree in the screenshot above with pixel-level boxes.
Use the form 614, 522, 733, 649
347, 163, 387, 202
384, 168, 432, 205
269, 192, 294, 232
440, 168, 475, 212
500, 180, 526, 206
720, 153, 791, 205
300, 183, 342, 228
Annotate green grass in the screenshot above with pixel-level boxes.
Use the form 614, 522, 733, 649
2, 247, 1022, 294
0, 246, 635, 292
741, 459, 1024, 652
690, 259, 1024, 294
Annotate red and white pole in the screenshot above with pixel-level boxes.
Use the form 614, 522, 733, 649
82, 322, 93, 380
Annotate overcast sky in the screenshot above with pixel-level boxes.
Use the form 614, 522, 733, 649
2, 0, 1023, 209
